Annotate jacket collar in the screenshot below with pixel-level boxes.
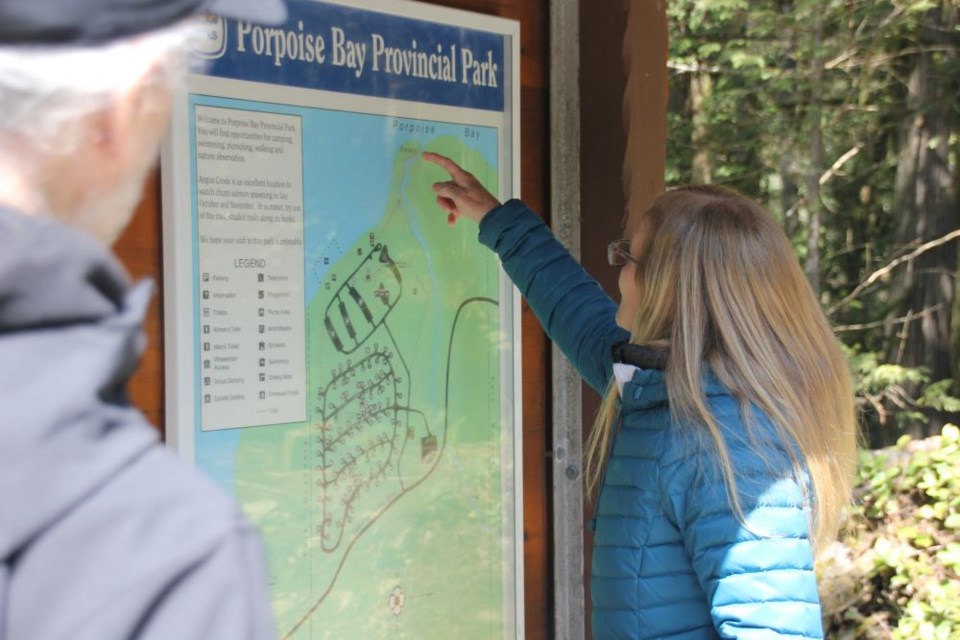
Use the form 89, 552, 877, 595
0, 206, 156, 563
612, 341, 731, 410
611, 341, 669, 370
0, 206, 130, 332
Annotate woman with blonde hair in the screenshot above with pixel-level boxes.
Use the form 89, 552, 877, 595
425, 152, 858, 639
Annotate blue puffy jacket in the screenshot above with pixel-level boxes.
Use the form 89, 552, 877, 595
479, 200, 824, 639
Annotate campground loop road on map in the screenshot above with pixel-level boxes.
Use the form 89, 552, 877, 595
223, 121, 506, 639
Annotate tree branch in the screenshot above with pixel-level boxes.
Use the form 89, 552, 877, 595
828, 228, 960, 315
826, 45, 958, 71
820, 144, 865, 186
667, 60, 722, 74
833, 304, 943, 333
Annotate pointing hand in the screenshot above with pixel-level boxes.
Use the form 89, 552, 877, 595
423, 152, 501, 226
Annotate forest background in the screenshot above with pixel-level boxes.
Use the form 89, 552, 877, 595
664, 1, 958, 636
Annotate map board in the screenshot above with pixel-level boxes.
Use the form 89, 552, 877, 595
160, 1, 522, 637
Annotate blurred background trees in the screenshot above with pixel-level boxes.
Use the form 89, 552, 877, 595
665, 3, 959, 634
666, 0, 959, 447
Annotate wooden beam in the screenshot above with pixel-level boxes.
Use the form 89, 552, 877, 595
623, 0, 668, 234
549, 0, 585, 638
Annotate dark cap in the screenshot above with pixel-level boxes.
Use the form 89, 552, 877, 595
0, 0, 287, 46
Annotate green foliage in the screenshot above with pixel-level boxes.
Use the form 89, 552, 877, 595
667, 0, 960, 443
668, 6, 960, 630
844, 342, 960, 434
863, 364, 928, 392
920, 381, 960, 414
818, 425, 960, 637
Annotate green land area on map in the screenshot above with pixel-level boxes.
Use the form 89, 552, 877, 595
233, 136, 510, 639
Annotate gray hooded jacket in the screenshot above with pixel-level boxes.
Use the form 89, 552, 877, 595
0, 207, 277, 640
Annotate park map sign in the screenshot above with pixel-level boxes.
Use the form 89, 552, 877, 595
160, 1, 522, 637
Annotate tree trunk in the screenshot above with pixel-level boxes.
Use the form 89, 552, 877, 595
778, 0, 800, 240
887, 2, 959, 437
803, 11, 825, 295
690, 71, 713, 184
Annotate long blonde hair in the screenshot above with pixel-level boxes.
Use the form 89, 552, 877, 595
585, 185, 858, 554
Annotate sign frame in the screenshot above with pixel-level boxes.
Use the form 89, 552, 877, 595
160, 1, 523, 637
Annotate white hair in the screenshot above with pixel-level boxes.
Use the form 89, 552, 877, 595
0, 20, 204, 153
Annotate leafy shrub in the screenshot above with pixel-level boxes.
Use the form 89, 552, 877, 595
819, 424, 960, 639
844, 344, 960, 440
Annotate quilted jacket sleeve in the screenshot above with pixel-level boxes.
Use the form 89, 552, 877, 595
661, 410, 825, 639
477, 200, 629, 394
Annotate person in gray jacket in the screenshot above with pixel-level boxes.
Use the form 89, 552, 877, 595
0, 1, 286, 638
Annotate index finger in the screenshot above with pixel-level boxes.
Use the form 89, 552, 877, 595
423, 152, 471, 183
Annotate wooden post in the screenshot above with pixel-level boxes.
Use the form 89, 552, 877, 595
623, 0, 668, 234
549, 0, 585, 637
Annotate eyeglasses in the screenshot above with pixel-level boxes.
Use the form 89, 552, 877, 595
607, 239, 638, 267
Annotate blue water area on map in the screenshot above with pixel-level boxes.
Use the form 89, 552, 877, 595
188, 94, 499, 495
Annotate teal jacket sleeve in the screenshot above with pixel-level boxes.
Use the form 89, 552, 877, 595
661, 409, 824, 639
477, 200, 630, 394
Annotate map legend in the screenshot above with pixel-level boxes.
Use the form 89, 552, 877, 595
194, 105, 307, 430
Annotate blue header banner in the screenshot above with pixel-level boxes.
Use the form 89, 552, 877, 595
197, 0, 506, 112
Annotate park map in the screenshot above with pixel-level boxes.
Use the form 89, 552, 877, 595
195, 105, 509, 639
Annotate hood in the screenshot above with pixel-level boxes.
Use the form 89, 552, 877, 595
0, 207, 158, 562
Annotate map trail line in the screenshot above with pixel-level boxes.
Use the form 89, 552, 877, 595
282, 295, 499, 639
